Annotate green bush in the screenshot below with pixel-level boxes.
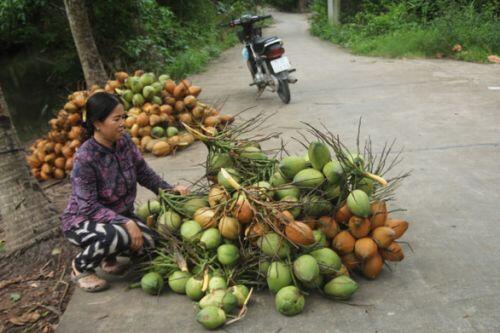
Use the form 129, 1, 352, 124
310, 0, 500, 62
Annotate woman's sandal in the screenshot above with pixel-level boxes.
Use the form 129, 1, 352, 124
71, 261, 108, 292
100, 258, 130, 276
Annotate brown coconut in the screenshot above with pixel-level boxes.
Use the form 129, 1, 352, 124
332, 231, 355, 255
354, 237, 378, 260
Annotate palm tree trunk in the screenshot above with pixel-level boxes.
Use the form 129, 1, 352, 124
63, 0, 108, 88
0, 85, 59, 255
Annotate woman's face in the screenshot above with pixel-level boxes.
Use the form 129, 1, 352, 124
94, 104, 125, 143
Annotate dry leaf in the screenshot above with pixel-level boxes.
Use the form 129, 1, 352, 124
9, 311, 41, 325
488, 55, 500, 64
436, 53, 445, 59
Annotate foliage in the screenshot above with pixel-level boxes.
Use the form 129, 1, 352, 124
265, 0, 299, 12
310, 0, 500, 62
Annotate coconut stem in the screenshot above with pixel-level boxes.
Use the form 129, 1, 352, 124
363, 172, 388, 187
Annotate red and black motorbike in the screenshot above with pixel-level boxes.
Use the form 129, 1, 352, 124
227, 14, 297, 104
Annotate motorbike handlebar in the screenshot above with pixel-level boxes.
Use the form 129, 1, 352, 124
226, 14, 272, 28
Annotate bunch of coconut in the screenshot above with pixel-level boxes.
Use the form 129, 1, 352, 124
108, 70, 235, 157
26, 90, 88, 181
161, 77, 235, 135
129, 136, 410, 330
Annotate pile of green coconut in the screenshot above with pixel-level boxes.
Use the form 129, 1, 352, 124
132, 117, 410, 330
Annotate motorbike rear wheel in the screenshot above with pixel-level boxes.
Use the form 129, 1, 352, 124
277, 78, 290, 104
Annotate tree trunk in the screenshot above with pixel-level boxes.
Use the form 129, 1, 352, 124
298, 0, 307, 13
63, 0, 108, 88
0, 85, 59, 255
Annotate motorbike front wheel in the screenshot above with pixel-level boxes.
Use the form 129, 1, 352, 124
277, 78, 290, 104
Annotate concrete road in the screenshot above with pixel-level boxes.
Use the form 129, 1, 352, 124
57, 11, 500, 333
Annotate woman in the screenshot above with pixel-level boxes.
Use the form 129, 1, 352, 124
61, 92, 188, 292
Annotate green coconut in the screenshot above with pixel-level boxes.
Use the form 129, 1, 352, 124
301, 273, 324, 290
200, 228, 222, 250
151, 126, 165, 138
240, 146, 267, 160
323, 160, 344, 185
255, 181, 274, 198
142, 85, 156, 100
304, 195, 333, 217
293, 168, 325, 189
270, 171, 287, 186
139, 72, 155, 86
168, 271, 191, 294
122, 89, 134, 103
347, 190, 371, 217
279, 156, 307, 180
258, 260, 271, 275
323, 184, 341, 200
151, 96, 162, 105
217, 168, 241, 191
183, 198, 209, 218
151, 82, 163, 95
266, 261, 293, 293
166, 126, 179, 138
308, 141, 331, 170
122, 99, 130, 110
293, 255, 320, 283
357, 177, 374, 196
323, 275, 358, 300
312, 230, 328, 248
348, 153, 365, 168
196, 306, 226, 330
208, 153, 234, 175
217, 244, 240, 266
158, 74, 170, 85
135, 199, 161, 222
309, 248, 342, 275
141, 272, 164, 295
229, 285, 250, 307
275, 286, 305, 316
157, 210, 182, 231
199, 289, 237, 313
280, 196, 301, 218
129, 77, 143, 93
185, 276, 205, 301
180, 220, 202, 242
132, 93, 145, 107
208, 276, 227, 292
257, 233, 291, 258
275, 185, 300, 200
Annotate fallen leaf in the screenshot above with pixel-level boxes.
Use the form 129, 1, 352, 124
30, 282, 40, 288
488, 55, 500, 64
436, 53, 445, 59
9, 311, 41, 325
10, 292, 21, 303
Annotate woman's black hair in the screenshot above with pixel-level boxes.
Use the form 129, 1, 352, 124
83, 92, 121, 139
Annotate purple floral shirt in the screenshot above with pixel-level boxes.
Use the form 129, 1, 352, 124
61, 134, 172, 232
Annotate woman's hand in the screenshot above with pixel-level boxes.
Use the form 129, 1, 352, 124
173, 185, 190, 195
124, 220, 143, 252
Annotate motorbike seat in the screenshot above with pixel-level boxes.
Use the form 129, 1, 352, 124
253, 36, 281, 54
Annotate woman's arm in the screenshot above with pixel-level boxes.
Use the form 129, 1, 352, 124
72, 157, 130, 224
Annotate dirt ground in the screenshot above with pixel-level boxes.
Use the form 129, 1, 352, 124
0, 180, 76, 333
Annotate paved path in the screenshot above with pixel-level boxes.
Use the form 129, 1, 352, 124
57, 11, 500, 333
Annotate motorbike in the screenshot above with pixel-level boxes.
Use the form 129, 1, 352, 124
226, 14, 297, 104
